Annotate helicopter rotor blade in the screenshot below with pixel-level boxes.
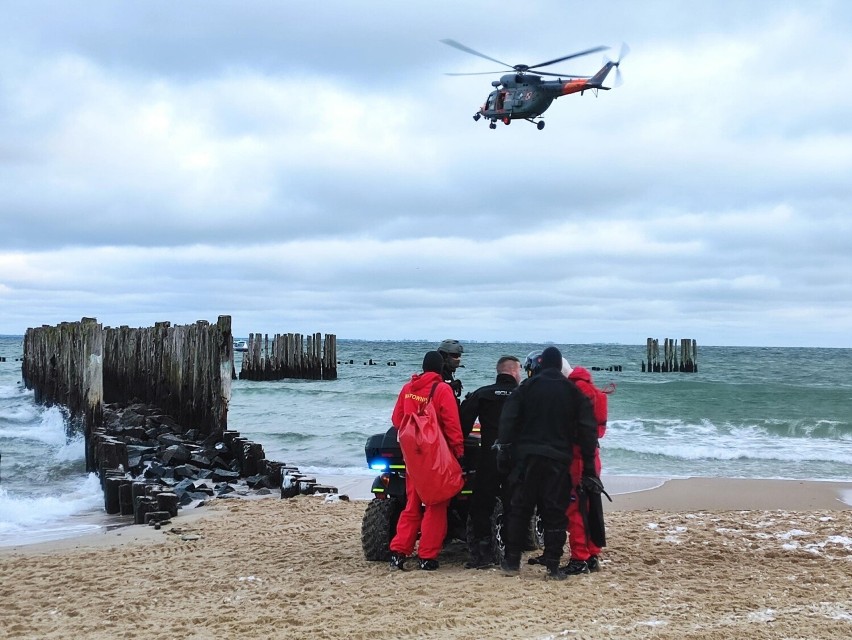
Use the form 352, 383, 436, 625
614, 67, 624, 87
444, 70, 509, 76
532, 71, 592, 79
527, 45, 610, 70
440, 39, 513, 69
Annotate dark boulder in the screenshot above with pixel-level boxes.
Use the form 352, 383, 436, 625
211, 468, 240, 483
246, 474, 273, 489
173, 463, 201, 480
162, 444, 191, 465
172, 478, 196, 498
157, 433, 185, 447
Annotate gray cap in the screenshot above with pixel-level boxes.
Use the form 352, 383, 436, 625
437, 339, 464, 356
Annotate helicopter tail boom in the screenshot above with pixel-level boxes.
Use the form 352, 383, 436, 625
559, 61, 616, 96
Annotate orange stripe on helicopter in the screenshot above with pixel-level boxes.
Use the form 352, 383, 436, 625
560, 79, 588, 96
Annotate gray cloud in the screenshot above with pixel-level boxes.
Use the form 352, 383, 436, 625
1, 1, 851, 346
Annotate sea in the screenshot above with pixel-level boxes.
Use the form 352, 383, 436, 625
1, 335, 851, 546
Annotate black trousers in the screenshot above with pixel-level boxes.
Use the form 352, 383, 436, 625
503, 454, 572, 565
469, 430, 500, 541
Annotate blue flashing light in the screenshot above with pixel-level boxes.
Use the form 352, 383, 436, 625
370, 460, 389, 471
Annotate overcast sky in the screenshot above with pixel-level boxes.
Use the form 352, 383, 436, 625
1, 1, 851, 346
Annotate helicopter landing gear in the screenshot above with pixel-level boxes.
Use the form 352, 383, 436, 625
489, 120, 497, 129
473, 113, 482, 121
537, 120, 545, 130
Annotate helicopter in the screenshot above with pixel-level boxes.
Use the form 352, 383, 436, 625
441, 39, 629, 130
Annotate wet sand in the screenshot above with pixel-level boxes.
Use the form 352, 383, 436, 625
2, 477, 851, 639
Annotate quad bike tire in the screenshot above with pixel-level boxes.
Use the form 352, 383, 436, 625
526, 505, 545, 551
486, 497, 543, 566
361, 497, 404, 561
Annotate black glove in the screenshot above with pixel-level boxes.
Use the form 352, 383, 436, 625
493, 443, 513, 476
579, 475, 612, 502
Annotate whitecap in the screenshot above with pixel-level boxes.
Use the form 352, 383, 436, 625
0, 473, 103, 546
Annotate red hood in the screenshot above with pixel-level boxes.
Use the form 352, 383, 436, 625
568, 365, 593, 384
405, 371, 443, 394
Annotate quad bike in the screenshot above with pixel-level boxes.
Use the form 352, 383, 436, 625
360, 425, 543, 564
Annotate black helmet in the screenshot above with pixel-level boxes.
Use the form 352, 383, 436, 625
437, 339, 464, 356
523, 350, 543, 377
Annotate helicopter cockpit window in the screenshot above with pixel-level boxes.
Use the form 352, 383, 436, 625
486, 94, 495, 109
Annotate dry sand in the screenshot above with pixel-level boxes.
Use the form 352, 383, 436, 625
2, 478, 851, 639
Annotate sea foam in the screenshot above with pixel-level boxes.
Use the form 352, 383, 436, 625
0, 473, 104, 546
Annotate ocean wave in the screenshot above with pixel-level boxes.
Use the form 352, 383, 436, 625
53, 434, 86, 463
300, 465, 374, 477
606, 417, 852, 469
759, 419, 852, 438
606, 442, 852, 466
0, 473, 103, 536
612, 416, 852, 441
0, 403, 41, 424
0, 383, 33, 401
251, 431, 317, 443
0, 405, 71, 446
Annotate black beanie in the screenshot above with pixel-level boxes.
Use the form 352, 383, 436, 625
540, 346, 562, 370
422, 350, 444, 374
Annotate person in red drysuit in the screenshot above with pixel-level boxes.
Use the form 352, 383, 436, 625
388, 350, 465, 571
563, 358, 610, 574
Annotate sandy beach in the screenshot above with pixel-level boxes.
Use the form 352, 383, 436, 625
2, 477, 851, 640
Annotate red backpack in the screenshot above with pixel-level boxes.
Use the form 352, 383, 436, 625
397, 383, 464, 505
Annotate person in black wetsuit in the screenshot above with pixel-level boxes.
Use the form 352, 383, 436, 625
437, 339, 465, 401
459, 355, 523, 569
495, 346, 599, 580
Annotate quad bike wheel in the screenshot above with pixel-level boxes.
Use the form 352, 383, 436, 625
361, 497, 404, 561
488, 497, 543, 565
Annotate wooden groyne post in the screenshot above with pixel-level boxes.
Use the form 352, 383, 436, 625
22, 317, 104, 434
102, 316, 232, 438
643, 337, 698, 372
239, 332, 337, 381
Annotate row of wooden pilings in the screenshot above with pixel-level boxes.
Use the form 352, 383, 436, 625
21, 316, 338, 523
643, 338, 698, 372
23, 316, 232, 472
238, 332, 337, 381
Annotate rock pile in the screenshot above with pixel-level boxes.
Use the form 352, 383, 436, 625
92, 403, 339, 525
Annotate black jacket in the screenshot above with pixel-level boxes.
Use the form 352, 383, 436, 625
497, 367, 598, 474
459, 373, 518, 442
441, 362, 463, 401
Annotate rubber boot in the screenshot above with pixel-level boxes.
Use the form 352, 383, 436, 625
544, 560, 567, 581
476, 538, 495, 568
464, 538, 483, 569
587, 556, 601, 572
501, 552, 520, 577
541, 528, 567, 580
465, 538, 494, 569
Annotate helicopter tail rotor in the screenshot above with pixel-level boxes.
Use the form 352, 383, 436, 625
610, 42, 630, 87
